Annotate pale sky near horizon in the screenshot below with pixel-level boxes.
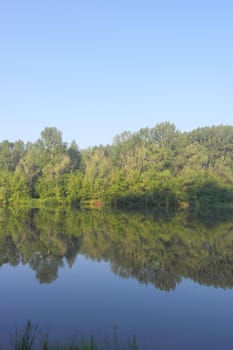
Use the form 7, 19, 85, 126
0, 0, 232, 148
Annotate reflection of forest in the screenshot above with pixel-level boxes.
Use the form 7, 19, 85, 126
0, 207, 233, 290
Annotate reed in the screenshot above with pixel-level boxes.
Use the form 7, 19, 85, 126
8, 321, 139, 350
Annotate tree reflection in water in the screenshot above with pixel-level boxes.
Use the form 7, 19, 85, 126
0, 207, 233, 289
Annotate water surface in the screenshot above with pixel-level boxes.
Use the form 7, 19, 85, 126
1, 207, 233, 349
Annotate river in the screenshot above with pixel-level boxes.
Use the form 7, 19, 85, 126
0, 207, 233, 349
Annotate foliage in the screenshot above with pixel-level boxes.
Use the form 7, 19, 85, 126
0, 123, 233, 209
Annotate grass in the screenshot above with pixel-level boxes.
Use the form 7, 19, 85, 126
6, 321, 140, 350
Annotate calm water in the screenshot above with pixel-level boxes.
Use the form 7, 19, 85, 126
1, 207, 233, 349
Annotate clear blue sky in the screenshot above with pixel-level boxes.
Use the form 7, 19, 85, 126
0, 0, 232, 148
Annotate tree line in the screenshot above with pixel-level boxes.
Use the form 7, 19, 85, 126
0, 122, 233, 209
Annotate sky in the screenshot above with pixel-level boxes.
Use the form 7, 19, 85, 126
0, 0, 232, 148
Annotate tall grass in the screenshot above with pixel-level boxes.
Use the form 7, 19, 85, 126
7, 321, 140, 350
13, 321, 38, 350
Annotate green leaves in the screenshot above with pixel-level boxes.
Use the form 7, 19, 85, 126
0, 123, 232, 209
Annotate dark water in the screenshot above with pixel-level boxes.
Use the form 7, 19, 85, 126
1, 207, 233, 349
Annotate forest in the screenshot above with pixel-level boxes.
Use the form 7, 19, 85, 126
0, 122, 233, 210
